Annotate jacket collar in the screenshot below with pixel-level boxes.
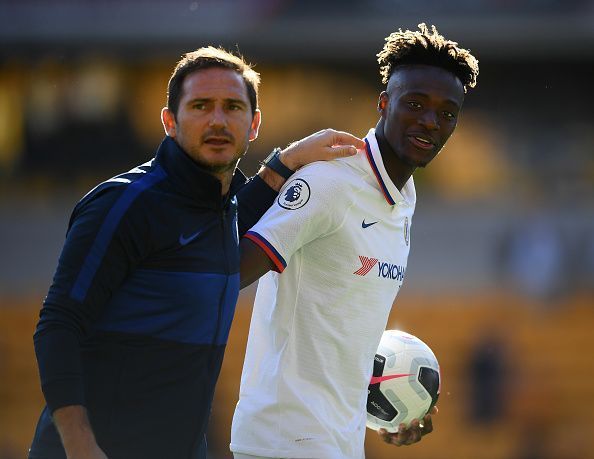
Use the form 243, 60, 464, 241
154, 136, 246, 205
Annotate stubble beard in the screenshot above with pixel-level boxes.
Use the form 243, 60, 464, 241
192, 143, 248, 175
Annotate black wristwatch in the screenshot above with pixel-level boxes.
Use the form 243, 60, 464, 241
260, 147, 295, 180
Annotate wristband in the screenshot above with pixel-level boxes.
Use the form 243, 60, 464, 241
260, 147, 295, 180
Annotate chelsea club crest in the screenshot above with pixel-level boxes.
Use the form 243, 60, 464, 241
404, 217, 410, 246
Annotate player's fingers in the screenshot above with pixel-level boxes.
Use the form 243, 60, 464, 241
389, 435, 405, 446
330, 130, 366, 150
378, 428, 402, 446
326, 145, 358, 158
422, 413, 434, 435
406, 420, 422, 444
377, 429, 390, 444
392, 424, 409, 446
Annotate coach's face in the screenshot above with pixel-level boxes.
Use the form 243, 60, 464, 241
162, 67, 260, 175
379, 65, 464, 168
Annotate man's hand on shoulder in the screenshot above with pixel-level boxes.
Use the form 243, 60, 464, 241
280, 128, 365, 171
258, 129, 364, 191
378, 406, 437, 447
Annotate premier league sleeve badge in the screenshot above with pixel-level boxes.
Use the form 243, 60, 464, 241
278, 178, 311, 210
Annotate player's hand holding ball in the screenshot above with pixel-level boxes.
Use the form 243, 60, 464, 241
366, 329, 441, 446
378, 405, 437, 446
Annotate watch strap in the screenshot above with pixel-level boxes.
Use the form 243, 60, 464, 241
261, 147, 295, 180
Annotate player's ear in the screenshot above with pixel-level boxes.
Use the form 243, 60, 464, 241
161, 107, 177, 138
378, 92, 388, 115
249, 109, 261, 142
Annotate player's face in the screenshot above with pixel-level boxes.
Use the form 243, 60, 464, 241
379, 65, 464, 168
162, 67, 260, 174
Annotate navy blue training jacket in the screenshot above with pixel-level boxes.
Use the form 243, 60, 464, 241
29, 137, 276, 459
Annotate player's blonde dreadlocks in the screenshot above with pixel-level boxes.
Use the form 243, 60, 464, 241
377, 23, 479, 92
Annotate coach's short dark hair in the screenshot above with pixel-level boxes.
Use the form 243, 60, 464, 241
378, 23, 479, 92
167, 46, 260, 117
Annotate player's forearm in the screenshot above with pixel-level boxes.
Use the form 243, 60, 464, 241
256, 165, 287, 192
53, 405, 107, 459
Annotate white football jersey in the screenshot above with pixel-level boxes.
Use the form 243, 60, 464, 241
231, 129, 416, 459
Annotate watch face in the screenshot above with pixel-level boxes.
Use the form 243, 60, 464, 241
263, 148, 293, 179
265, 148, 281, 163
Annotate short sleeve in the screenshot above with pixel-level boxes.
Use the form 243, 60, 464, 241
244, 163, 352, 272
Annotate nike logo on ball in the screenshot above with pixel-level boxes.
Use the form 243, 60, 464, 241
369, 373, 413, 385
362, 219, 378, 228
179, 229, 203, 246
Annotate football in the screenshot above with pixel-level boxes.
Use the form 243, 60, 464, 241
366, 329, 440, 432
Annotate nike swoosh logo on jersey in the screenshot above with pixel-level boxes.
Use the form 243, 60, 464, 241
179, 229, 203, 246
369, 373, 413, 385
362, 219, 378, 228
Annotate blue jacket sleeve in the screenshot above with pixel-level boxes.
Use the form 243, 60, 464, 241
235, 174, 278, 237
34, 185, 150, 412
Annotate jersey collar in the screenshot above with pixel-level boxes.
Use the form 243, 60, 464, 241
363, 128, 415, 207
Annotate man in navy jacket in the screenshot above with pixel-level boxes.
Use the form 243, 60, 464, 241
29, 47, 363, 459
